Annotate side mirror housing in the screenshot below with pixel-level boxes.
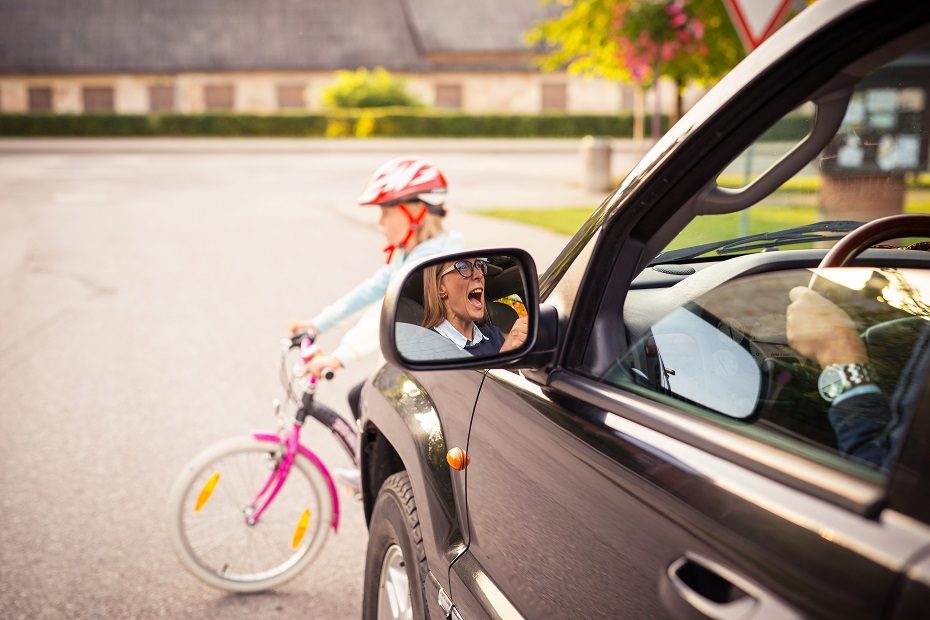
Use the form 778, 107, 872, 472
380, 248, 549, 371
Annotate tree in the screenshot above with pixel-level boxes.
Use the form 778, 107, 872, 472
527, 0, 744, 139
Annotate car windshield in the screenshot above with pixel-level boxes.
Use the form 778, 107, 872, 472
657, 48, 930, 262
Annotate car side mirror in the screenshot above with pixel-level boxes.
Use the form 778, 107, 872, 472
380, 248, 541, 370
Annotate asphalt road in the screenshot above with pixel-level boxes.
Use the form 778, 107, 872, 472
0, 138, 601, 619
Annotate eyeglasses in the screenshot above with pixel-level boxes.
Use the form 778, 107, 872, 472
439, 259, 489, 278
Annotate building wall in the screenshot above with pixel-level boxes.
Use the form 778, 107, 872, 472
0, 71, 692, 115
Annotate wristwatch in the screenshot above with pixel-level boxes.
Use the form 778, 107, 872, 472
817, 363, 875, 402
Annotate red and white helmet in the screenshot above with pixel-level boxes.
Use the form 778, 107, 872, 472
358, 157, 447, 215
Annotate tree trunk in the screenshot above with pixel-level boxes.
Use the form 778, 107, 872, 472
673, 78, 684, 124
633, 86, 645, 143
651, 80, 661, 142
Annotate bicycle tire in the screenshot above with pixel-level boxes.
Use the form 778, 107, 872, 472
168, 436, 333, 592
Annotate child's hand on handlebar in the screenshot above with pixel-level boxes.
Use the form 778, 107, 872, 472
290, 321, 319, 338
307, 354, 342, 379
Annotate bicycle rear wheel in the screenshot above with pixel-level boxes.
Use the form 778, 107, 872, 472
168, 436, 333, 592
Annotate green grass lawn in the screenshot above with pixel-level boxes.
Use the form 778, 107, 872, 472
480, 184, 930, 254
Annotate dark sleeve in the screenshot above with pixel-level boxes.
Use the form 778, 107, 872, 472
483, 323, 505, 352
828, 392, 894, 468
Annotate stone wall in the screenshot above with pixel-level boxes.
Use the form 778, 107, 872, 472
0, 71, 698, 115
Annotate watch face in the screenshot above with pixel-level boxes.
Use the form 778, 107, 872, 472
818, 366, 847, 401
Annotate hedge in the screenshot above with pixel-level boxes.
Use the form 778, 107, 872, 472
759, 113, 814, 142
0, 111, 819, 140
0, 111, 660, 138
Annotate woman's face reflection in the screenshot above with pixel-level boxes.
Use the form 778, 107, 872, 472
439, 259, 486, 332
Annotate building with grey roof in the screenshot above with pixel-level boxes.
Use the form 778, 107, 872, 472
0, 0, 642, 115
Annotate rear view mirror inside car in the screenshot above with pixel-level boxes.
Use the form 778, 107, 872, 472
381, 249, 539, 370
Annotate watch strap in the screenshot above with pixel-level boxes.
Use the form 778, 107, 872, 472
819, 363, 875, 402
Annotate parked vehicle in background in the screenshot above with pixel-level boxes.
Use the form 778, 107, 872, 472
358, 0, 930, 617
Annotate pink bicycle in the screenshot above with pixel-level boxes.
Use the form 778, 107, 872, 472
167, 333, 358, 592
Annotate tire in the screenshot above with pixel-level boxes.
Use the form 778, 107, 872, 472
167, 436, 333, 593
362, 471, 430, 620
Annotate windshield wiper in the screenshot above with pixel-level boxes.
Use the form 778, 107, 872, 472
650, 220, 864, 265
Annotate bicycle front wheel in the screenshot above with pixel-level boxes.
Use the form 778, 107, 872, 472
168, 436, 333, 592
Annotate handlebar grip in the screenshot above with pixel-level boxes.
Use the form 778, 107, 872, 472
291, 332, 315, 348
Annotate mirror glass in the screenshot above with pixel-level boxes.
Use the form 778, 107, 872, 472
635, 306, 762, 419
394, 254, 530, 362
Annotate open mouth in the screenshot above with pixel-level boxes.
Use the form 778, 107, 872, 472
467, 287, 484, 310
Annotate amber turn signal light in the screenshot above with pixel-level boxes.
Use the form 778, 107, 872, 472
447, 447, 470, 471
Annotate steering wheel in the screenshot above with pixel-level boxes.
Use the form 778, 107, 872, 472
818, 214, 930, 268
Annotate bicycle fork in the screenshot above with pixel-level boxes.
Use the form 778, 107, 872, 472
247, 424, 303, 526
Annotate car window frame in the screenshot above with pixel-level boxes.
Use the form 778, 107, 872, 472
544, 8, 930, 513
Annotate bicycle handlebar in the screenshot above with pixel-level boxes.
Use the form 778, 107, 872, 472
292, 332, 337, 382
289, 331, 315, 348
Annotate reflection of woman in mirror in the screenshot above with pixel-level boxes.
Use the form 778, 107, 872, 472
422, 258, 527, 355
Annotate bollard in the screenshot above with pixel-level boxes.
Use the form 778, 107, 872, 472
581, 135, 612, 193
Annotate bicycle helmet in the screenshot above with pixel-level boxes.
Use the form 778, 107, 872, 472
359, 157, 449, 262
357, 157, 447, 215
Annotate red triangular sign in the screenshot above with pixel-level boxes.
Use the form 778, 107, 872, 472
722, 0, 793, 52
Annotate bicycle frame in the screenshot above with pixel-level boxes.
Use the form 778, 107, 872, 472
249, 429, 342, 531
243, 335, 359, 533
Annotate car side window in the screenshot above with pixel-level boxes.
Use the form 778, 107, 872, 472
602, 267, 930, 476
545, 229, 600, 317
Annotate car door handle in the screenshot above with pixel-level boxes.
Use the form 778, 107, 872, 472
660, 553, 800, 620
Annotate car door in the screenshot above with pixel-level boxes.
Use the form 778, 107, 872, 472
451, 267, 930, 620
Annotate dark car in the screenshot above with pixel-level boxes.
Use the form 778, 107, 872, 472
358, 1, 930, 618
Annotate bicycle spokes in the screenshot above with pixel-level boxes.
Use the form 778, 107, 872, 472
291, 508, 312, 549
194, 472, 221, 512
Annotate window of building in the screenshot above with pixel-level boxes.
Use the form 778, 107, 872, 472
204, 84, 235, 111
435, 83, 463, 110
276, 84, 306, 110
149, 85, 175, 112
82, 86, 114, 112
28, 87, 53, 113
541, 83, 568, 112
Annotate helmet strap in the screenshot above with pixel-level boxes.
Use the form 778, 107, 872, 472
382, 203, 428, 264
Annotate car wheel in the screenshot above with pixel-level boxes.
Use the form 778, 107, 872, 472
362, 471, 429, 620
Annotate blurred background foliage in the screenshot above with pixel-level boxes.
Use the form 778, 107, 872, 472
527, 0, 746, 136
321, 67, 422, 109
528, 0, 743, 90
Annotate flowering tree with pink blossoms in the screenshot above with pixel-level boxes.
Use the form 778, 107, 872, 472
528, 0, 743, 139
614, 0, 719, 138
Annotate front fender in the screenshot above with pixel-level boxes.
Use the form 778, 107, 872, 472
362, 364, 483, 569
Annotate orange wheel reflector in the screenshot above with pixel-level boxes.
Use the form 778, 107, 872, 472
446, 447, 469, 471
194, 472, 221, 512
292, 508, 311, 549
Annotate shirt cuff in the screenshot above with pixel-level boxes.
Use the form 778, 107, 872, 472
833, 383, 882, 405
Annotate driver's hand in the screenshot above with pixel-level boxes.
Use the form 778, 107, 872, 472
306, 354, 343, 379
500, 316, 529, 353
290, 320, 319, 338
786, 287, 867, 367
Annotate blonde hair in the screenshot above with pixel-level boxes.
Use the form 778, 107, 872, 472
421, 262, 447, 329
412, 211, 444, 246
421, 260, 491, 330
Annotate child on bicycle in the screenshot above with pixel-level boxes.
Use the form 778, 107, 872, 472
290, 156, 464, 431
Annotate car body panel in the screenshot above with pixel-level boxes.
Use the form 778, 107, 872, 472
361, 366, 484, 591
453, 368, 930, 618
